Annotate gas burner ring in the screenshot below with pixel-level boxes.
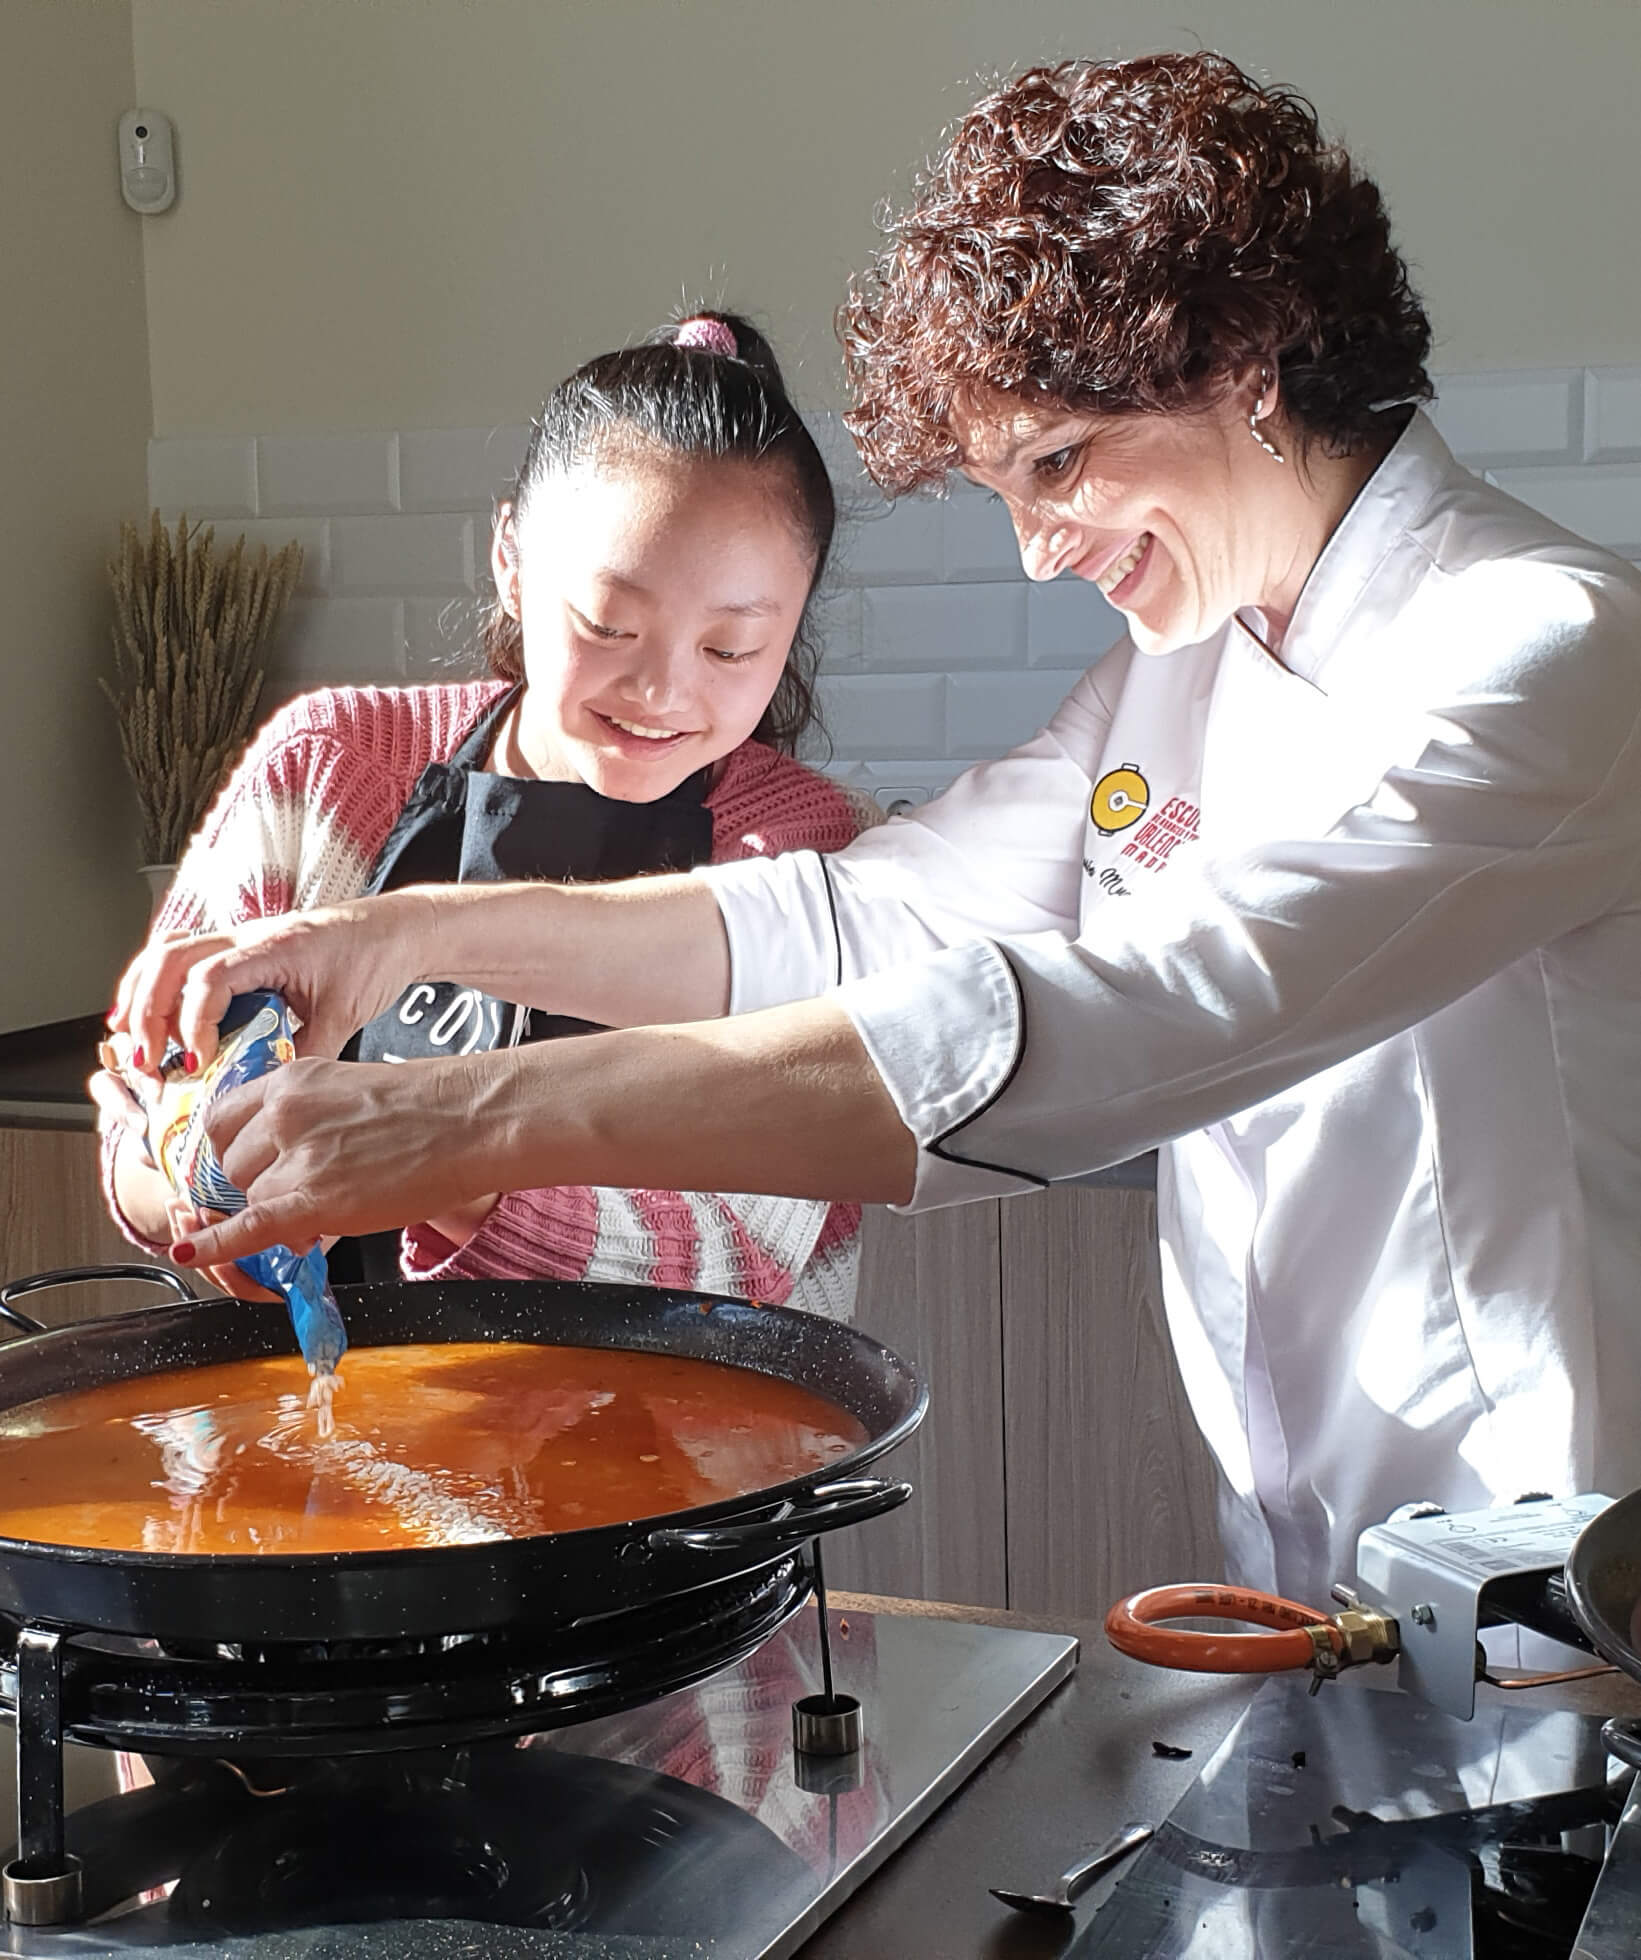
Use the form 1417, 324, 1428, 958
1, 1551, 815, 1760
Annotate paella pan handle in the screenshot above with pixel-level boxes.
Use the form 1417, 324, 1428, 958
0, 1264, 200, 1337
1603, 1718, 1641, 1774
647, 1476, 913, 1556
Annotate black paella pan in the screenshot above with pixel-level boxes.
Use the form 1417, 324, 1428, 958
1564, 1486, 1641, 1770
0, 1265, 924, 1647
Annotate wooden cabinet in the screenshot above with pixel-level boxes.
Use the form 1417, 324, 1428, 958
1000, 1186, 1224, 1613
0, 1126, 184, 1321
827, 1185, 1225, 1617
822, 1200, 1008, 1607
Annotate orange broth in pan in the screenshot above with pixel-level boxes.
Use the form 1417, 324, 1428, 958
0, 1342, 868, 1556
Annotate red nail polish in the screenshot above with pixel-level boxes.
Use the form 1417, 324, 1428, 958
184, 1051, 199, 1075
171, 1242, 196, 1265
133, 1046, 146, 1070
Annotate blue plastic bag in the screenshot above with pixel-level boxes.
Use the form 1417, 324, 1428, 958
148, 990, 348, 1379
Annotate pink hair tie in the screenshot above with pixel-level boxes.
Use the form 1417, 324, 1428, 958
675, 317, 739, 358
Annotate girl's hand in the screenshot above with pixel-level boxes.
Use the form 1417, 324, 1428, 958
89, 1073, 271, 1299
93, 1041, 331, 1297
88, 1063, 152, 1156
110, 895, 442, 1081
92, 1060, 178, 1244
423, 1194, 501, 1249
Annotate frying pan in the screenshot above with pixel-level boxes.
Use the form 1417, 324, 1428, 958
1563, 1487, 1641, 1768
0, 1265, 923, 1647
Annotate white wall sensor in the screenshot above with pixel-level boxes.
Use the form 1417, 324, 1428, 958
118, 110, 176, 214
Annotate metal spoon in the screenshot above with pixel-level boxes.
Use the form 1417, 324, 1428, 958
990, 1820, 1155, 1915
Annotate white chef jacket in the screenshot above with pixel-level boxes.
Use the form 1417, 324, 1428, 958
704, 411, 1641, 1603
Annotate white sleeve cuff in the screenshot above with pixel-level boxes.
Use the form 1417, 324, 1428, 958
837, 938, 1047, 1210
701, 852, 840, 1016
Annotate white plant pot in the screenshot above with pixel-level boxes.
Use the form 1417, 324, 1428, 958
138, 863, 176, 924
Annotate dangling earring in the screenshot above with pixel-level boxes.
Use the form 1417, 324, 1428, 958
494, 505, 522, 618
1249, 368, 1285, 463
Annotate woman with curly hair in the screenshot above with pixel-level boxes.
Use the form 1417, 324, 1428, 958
120, 55, 1641, 1604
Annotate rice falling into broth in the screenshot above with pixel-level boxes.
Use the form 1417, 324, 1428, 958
306, 1361, 341, 1440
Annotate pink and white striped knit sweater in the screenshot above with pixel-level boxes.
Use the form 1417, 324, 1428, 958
105, 681, 868, 1319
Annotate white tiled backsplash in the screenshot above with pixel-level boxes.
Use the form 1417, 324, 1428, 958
149, 368, 1641, 811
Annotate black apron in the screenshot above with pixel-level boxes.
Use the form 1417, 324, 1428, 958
333, 686, 713, 1280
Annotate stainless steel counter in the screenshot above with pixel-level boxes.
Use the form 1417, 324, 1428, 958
804, 1593, 1641, 1959
800, 1595, 1247, 1957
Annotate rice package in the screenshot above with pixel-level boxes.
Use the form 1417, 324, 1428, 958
147, 991, 348, 1386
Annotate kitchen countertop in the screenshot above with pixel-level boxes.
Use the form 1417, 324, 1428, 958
799, 1591, 1247, 1959
0, 1014, 101, 1130
801, 1590, 1641, 1959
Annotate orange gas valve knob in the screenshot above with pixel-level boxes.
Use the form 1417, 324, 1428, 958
1105, 1583, 1347, 1675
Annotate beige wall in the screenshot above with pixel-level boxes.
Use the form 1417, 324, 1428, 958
3, 0, 1632, 1030
0, 0, 152, 1033
132, 0, 1641, 436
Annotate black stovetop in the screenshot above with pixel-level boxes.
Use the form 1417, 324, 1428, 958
1073, 1675, 1628, 1959
0, 1608, 1078, 1958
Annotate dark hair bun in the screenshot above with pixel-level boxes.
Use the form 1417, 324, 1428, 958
650, 311, 790, 400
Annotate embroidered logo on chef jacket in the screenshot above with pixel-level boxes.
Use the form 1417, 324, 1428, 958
1083, 764, 1201, 892
1089, 764, 1150, 834
1119, 794, 1202, 874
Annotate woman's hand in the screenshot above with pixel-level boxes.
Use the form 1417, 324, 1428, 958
162, 1199, 282, 1302
111, 894, 443, 1080
113, 878, 730, 1094
171, 1056, 507, 1267
165, 1001, 919, 1273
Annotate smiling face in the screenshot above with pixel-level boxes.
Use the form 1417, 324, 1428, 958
494, 448, 814, 800
949, 380, 1310, 655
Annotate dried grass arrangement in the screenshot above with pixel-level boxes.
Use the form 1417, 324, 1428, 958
104, 512, 303, 865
